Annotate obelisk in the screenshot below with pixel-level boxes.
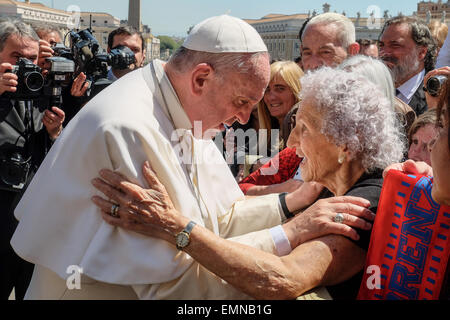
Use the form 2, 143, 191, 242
128, 0, 142, 32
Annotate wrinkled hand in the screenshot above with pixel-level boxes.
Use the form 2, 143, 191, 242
43, 107, 65, 140
0, 63, 18, 96
70, 72, 90, 97
424, 67, 450, 109
383, 159, 433, 178
91, 161, 182, 242
283, 196, 375, 248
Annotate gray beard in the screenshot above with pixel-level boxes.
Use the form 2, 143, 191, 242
390, 50, 421, 86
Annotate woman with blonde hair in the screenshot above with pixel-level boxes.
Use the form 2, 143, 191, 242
257, 61, 303, 153
428, 20, 448, 51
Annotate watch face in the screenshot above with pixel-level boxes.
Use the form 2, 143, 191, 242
176, 232, 189, 248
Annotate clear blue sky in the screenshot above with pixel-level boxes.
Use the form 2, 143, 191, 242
38, 0, 420, 36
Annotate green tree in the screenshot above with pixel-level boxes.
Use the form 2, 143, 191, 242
158, 36, 181, 52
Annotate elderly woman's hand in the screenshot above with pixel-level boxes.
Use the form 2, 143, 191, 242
91, 161, 185, 243
283, 196, 375, 249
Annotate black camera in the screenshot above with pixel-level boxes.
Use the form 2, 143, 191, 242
0, 152, 31, 192
5, 58, 45, 100
69, 29, 136, 97
52, 43, 74, 60
43, 56, 76, 108
425, 75, 447, 97
108, 45, 136, 70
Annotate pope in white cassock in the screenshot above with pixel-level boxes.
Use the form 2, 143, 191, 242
11, 15, 290, 299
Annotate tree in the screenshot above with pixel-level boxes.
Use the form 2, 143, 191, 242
157, 36, 181, 52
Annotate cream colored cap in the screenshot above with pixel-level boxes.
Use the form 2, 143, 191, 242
183, 15, 267, 53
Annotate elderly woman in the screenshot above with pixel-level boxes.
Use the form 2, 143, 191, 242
91, 68, 404, 299
240, 55, 410, 198
340, 55, 416, 134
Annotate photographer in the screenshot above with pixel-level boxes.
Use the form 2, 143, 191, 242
33, 24, 87, 125
0, 19, 63, 300
107, 26, 146, 81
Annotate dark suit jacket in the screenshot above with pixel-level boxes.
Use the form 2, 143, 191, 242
0, 97, 50, 253
408, 82, 428, 117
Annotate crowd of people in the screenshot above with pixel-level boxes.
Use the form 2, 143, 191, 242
0, 11, 449, 300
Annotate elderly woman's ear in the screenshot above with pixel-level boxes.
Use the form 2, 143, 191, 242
337, 146, 354, 164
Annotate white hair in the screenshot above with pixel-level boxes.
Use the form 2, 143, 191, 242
0, 18, 39, 52
303, 13, 356, 48
299, 67, 405, 171
339, 55, 396, 107
168, 46, 268, 78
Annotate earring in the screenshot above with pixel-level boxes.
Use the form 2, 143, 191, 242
338, 155, 346, 164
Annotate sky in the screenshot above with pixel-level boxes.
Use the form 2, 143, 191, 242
37, 0, 421, 36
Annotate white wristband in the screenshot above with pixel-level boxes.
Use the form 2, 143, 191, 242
269, 225, 292, 256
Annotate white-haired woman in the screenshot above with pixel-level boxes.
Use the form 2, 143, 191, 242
90, 68, 405, 299
340, 55, 416, 134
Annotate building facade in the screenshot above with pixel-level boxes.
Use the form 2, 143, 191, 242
79, 12, 121, 53
0, 0, 71, 34
146, 36, 160, 61
246, 14, 308, 61
416, 0, 449, 22
246, 12, 384, 61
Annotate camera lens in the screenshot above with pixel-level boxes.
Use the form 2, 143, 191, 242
24, 71, 44, 92
426, 75, 447, 97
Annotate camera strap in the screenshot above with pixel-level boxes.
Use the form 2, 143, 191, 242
20, 100, 34, 161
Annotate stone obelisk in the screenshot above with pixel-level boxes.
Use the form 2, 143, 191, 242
128, 0, 142, 32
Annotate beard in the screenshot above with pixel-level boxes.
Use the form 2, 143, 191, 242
382, 48, 421, 85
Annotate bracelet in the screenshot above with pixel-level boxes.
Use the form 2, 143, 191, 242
279, 192, 294, 219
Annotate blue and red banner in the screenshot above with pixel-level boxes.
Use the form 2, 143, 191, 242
358, 170, 450, 300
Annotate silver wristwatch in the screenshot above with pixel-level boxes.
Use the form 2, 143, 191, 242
175, 221, 197, 250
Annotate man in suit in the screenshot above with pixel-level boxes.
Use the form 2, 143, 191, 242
0, 19, 64, 300
379, 16, 438, 116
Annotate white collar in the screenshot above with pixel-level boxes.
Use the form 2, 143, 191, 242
144, 60, 193, 131
396, 69, 425, 104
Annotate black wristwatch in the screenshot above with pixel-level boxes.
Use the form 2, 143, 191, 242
175, 221, 197, 250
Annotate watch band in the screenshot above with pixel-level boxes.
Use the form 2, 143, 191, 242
175, 221, 197, 250
279, 192, 294, 219
184, 221, 197, 234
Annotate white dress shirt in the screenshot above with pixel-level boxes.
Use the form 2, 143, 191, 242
396, 69, 425, 105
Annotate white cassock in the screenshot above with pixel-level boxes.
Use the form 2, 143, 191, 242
11, 60, 283, 300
